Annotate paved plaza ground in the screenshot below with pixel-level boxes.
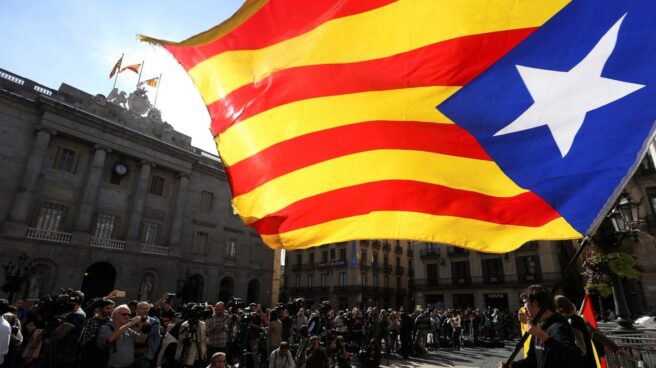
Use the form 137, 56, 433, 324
380, 341, 521, 368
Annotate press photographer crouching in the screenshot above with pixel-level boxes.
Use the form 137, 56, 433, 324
97, 304, 149, 368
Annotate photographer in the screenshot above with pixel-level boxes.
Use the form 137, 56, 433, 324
50, 290, 86, 367
97, 304, 149, 368
175, 304, 208, 367
134, 302, 160, 368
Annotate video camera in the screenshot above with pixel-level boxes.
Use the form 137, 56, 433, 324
226, 296, 244, 312
183, 302, 213, 322
31, 289, 83, 331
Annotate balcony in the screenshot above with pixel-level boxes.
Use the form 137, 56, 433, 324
395, 245, 403, 254
317, 262, 331, 269
304, 263, 316, 271
383, 264, 393, 274
330, 260, 347, 268
371, 240, 381, 249
395, 265, 405, 275
140, 244, 169, 256
359, 261, 370, 271
419, 249, 440, 260
90, 237, 126, 251
291, 264, 303, 272
359, 240, 369, 248
26, 227, 72, 244
407, 248, 413, 257
382, 242, 391, 252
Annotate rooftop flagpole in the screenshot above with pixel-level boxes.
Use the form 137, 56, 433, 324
136, 60, 145, 87
111, 53, 124, 90
153, 73, 162, 107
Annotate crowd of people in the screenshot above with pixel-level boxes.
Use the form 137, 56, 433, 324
0, 284, 621, 368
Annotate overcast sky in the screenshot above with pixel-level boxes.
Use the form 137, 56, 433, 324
1, 0, 245, 153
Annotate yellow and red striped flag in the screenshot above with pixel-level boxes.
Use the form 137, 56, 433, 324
140, 0, 575, 251
120, 63, 141, 74
139, 77, 159, 88
580, 293, 606, 368
109, 55, 123, 79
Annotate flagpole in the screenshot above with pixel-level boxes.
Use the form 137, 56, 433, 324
153, 73, 162, 107
136, 60, 145, 87
112, 53, 124, 90
504, 236, 591, 367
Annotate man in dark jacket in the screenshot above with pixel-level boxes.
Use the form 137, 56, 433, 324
499, 285, 581, 368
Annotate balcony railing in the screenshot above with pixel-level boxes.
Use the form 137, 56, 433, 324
330, 260, 347, 268
395, 266, 405, 275
291, 264, 303, 272
90, 237, 126, 251
317, 262, 331, 269
304, 263, 316, 271
419, 249, 440, 260
371, 241, 381, 249
407, 248, 413, 257
140, 244, 169, 256
26, 227, 72, 244
383, 264, 393, 274
360, 240, 369, 247
382, 243, 391, 252
395, 245, 403, 254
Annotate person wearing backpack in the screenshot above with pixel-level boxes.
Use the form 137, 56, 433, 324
79, 298, 115, 367
554, 295, 595, 368
269, 341, 295, 368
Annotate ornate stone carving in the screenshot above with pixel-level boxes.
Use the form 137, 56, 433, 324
107, 88, 128, 108
127, 88, 151, 116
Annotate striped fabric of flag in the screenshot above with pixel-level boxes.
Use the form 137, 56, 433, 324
109, 56, 123, 78
141, 0, 577, 251
139, 77, 159, 88
120, 64, 141, 74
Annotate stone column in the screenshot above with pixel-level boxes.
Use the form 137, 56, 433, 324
126, 161, 153, 242
75, 145, 110, 232
168, 174, 189, 247
5, 127, 55, 236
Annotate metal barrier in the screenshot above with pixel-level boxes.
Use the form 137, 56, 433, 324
605, 331, 656, 368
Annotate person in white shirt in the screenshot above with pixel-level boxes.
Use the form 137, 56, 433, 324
269, 341, 295, 368
0, 299, 11, 366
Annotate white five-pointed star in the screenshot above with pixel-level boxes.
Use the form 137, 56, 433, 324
494, 14, 645, 157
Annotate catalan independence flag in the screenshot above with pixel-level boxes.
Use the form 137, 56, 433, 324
141, 0, 656, 252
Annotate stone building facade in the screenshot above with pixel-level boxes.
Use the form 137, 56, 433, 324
284, 240, 414, 309
0, 68, 274, 305
411, 240, 575, 311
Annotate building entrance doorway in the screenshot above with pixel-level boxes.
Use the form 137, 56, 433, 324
81, 262, 116, 300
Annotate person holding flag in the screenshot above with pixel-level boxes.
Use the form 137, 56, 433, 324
499, 285, 580, 368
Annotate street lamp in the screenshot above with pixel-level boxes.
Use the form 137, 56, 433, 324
2, 253, 34, 302
601, 191, 640, 330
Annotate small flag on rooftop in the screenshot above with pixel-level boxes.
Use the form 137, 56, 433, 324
108, 55, 123, 79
